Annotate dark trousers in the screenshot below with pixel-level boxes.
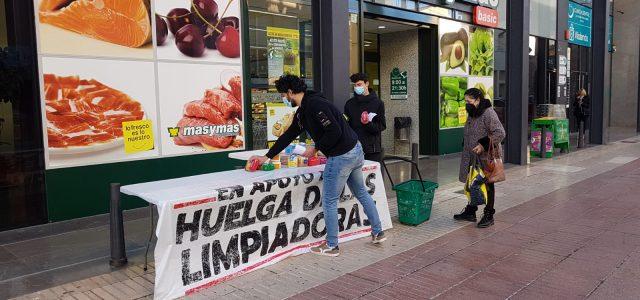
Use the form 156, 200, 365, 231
486, 182, 495, 212
470, 182, 495, 212
364, 152, 382, 163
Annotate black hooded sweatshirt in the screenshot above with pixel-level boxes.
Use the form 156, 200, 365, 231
266, 91, 358, 159
344, 90, 386, 154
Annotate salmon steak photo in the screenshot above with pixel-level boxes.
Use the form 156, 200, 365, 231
36, 0, 154, 58
43, 74, 145, 154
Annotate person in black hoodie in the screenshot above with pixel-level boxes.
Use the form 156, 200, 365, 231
249, 75, 386, 257
344, 73, 386, 163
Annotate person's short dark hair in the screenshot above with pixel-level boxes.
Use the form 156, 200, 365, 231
275, 74, 307, 94
464, 88, 485, 101
350, 73, 369, 84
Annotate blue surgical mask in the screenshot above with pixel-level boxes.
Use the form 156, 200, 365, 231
354, 86, 366, 95
282, 97, 292, 107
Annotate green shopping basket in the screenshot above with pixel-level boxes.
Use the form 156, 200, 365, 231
381, 156, 439, 226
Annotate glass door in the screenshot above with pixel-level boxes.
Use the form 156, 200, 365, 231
1, 0, 48, 231
568, 44, 592, 133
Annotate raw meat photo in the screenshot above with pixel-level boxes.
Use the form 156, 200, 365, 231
156, 0, 241, 63
43, 74, 145, 153
36, 0, 153, 59
158, 62, 244, 156
172, 75, 243, 150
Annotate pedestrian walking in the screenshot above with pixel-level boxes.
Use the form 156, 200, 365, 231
249, 75, 386, 257
344, 73, 386, 163
454, 88, 505, 228
573, 89, 590, 148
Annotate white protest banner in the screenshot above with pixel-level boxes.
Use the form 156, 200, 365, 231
126, 163, 392, 300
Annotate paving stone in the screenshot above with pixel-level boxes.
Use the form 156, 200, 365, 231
11, 147, 640, 300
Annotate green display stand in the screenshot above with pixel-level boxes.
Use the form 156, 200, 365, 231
530, 118, 570, 158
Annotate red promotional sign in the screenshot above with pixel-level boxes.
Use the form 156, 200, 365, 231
473, 6, 499, 28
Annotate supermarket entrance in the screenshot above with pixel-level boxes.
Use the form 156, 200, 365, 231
360, 16, 439, 156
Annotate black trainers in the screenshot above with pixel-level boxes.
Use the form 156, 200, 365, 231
372, 231, 387, 244
454, 205, 477, 222
477, 209, 495, 228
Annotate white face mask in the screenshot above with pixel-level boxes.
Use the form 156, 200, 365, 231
282, 96, 292, 107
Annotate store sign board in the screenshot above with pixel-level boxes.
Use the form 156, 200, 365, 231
390, 68, 408, 100
32, 0, 246, 169
473, 6, 499, 28
568, 1, 592, 47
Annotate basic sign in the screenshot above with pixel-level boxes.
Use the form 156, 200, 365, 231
473, 6, 499, 28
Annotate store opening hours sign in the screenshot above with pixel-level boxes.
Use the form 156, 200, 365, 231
473, 6, 499, 28
148, 164, 393, 300
390, 68, 408, 100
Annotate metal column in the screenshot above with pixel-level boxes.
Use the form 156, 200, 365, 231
316, 0, 351, 109
505, 0, 530, 165
590, 0, 612, 144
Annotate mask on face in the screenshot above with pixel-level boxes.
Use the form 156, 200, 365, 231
465, 103, 477, 116
354, 86, 366, 95
282, 96, 292, 107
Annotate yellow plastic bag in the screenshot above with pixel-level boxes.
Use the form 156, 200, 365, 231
464, 154, 488, 206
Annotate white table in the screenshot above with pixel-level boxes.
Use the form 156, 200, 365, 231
227, 149, 268, 161
120, 159, 392, 300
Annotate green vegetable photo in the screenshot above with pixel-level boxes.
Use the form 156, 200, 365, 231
469, 27, 494, 77
440, 76, 468, 129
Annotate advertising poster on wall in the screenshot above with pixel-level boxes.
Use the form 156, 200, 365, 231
267, 27, 300, 89
439, 19, 469, 76
158, 62, 244, 156
439, 19, 494, 129
34, 0, 154, 59
468, 27, 494, 77
155, 0, 242, 63
440, 76, 468, 129
41, 57, 160, 168
266, 102, 297, 143
467, 76, 494, 101
33, 0, 247, 169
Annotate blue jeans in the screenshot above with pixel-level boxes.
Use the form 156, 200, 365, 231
322, 142, 383, 247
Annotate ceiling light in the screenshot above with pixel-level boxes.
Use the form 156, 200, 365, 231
377, 25, 386, 29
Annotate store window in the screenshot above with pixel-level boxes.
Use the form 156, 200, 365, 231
1, 0, 48, 231
247, 0, 314, 149
528, 36, 558, 121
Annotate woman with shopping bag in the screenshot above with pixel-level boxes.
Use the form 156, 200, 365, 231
454, 88, 505, 228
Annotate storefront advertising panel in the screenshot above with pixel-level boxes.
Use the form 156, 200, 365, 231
439, 19, 494, 129
33, 0, 245, 169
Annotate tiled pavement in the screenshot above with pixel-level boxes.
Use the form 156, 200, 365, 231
9, 136, 640, 300
290, 155, 640, 299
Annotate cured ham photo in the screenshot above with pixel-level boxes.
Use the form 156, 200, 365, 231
38, 0, 152, 48
43, 74, 145, 150
172, 75, 243, 150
